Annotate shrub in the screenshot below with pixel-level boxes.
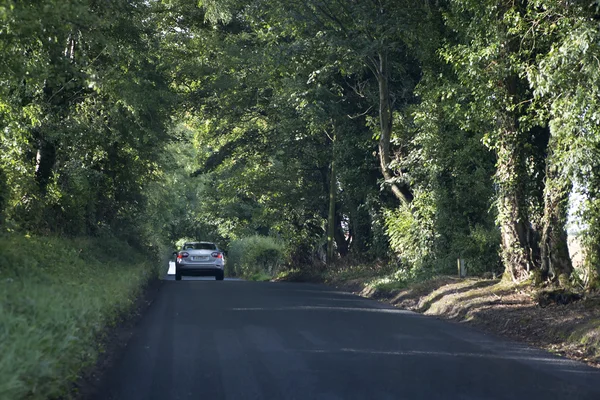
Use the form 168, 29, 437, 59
227, 235, 285, 279
385, 199, 436, 272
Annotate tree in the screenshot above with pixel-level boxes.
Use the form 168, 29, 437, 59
0, 0, 175, 240
528, 0, 600, 287
246, 0, 429, 204
441, 0, 552, 282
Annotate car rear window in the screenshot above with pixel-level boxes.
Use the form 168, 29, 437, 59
183, 243, 217, 250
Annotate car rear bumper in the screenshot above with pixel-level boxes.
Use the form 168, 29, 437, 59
176, 265, 223, 276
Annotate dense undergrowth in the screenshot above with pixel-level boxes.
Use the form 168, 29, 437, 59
227, 235, 286, 280
0, 234, 160, 399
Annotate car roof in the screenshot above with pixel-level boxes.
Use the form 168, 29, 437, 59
183, 241, 217, 246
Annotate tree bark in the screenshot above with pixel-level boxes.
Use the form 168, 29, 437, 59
540, 153, 573, 284
496, 115, 535, 282
375, 52, 413, 206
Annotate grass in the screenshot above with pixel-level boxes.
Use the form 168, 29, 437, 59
0, 233, 159, 399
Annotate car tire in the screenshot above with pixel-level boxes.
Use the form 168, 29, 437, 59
175, 271, 182, 281
216, 271, 224, 281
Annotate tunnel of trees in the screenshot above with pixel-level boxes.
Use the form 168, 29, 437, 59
2, 0, 600, 288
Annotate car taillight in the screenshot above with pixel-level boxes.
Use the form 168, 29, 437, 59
211, 252, 223, 259
177, 252, 189, 259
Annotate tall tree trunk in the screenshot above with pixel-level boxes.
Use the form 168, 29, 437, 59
540, 155, 573, 284
496, 117, 535, 282
375, 52, 413, 205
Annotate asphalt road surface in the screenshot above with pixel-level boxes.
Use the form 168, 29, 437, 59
93, 279, 600, 400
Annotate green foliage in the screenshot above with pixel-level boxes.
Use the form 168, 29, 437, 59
0, 233, 157, 399
385, 202, 435, 272
227, 235, 286, 278
385, 192, 500, 278
159, 0, 583, 285
439, 0, 543, 280
0, 0, 175, 240
400, 66, 503, 277
161, 0, 418, 264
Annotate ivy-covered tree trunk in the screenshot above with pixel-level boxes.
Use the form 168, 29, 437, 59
496, 115, 535, 282
540, 156, 573, 283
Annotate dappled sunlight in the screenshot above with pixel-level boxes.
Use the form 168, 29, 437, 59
417, 279, 499, 312
386, 277, 468, 308
391, 288, 415, 304
418, 282, 527, 319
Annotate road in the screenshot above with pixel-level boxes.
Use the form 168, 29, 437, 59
93, 278, 600, 400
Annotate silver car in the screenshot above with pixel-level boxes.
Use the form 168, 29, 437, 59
174, 242, 225, 281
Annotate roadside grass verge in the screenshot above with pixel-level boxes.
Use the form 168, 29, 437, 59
285, 261, 600, 367
0, 233, 159, 399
